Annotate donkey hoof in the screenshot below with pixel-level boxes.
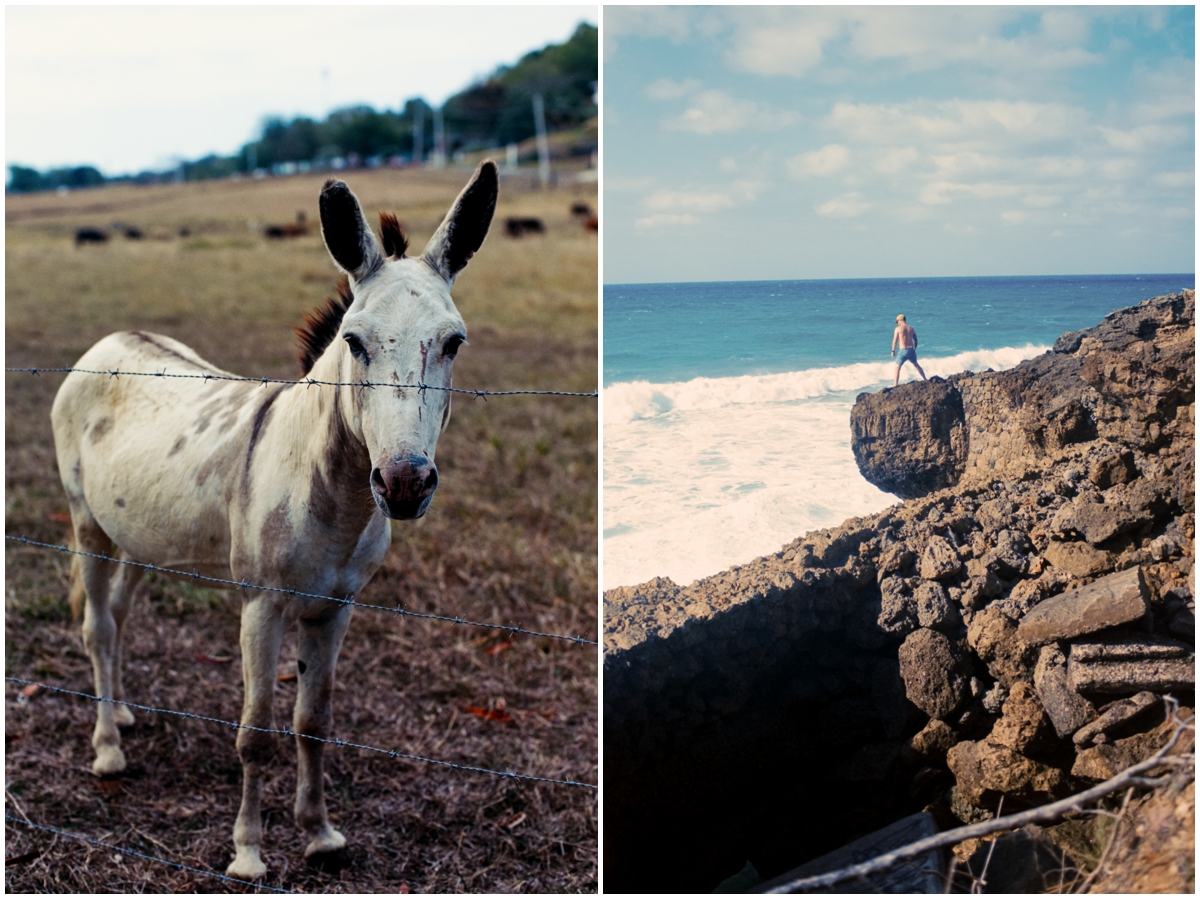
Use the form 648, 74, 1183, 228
304, 827, 347, 858
226, 848, 268, 881
92, 745, 127, 776
113, 704, 135, 728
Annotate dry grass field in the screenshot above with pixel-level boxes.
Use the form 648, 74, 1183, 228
4, 166, 598, 892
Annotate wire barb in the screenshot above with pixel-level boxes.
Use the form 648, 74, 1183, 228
4, 676, 598, 790
4, 366, 598, 398
4, 534, 596, 647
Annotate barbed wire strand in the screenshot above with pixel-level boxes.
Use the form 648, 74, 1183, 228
5, 536, 596, 647
5, 677, 597, 791
3, 366, 597, 398
4, 814, 296, 893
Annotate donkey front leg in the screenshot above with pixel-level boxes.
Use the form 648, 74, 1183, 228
293, 607, 352, 859
228, 596, 286, 881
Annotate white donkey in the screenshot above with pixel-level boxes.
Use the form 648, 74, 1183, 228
51, 161, 498, 879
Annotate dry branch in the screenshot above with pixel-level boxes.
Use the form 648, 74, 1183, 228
762, 702, 1195, 894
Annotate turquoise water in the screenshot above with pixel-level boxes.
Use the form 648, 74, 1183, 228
603, 274, 1193, 588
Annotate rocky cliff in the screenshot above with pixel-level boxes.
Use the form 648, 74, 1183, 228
603, 291, 1194, 893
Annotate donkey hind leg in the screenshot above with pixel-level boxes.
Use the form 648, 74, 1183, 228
107, 556, 140, 727
228, 596, 286, 881
293, 607, 352, 859
74, 519, 135, 774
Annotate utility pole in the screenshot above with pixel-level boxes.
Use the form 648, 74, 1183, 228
432, 105, 445, 168
532, 92, 550, 188
413, 102, 424, 166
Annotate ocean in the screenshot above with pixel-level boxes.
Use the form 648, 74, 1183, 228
603, 274, 1194, 589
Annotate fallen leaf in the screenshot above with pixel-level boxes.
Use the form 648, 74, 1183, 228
97, 778, 123, 796
193, 653, 233, 665
5, 850, 39, 866
45, 512, 71, 523
462, 706, 513, 723
485, 641, 512, 656
20, 684, 40, 699
276, 673, 297, 682
399, 884, 410, 894
500, 812, 527, 829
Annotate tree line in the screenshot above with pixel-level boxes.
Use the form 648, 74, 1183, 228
8, 22, 596, 193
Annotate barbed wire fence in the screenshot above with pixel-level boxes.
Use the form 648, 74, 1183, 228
4, 363, 598, 892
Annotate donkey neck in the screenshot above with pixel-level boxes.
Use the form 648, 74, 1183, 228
283, 340, 377, 539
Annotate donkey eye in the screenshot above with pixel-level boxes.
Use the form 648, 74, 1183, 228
344, 333, 370, 364
443, 333, 465, 359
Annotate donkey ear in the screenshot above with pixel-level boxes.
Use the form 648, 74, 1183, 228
422, 160, 498, 286
319, 179, 383, 282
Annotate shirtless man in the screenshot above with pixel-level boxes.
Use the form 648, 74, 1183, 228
891, 314, 927, 387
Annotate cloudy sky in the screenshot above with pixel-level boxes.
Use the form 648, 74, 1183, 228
603, 6, 1194, 283
6, 5, 596, 176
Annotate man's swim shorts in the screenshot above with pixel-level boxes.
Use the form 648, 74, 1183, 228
897, 346, 918, 365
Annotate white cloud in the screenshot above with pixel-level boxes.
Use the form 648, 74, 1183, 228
1099, 124, 1189, 153
644, 190, 736, 213
815, 192, 870, 217
1153, 171, 1194, 189
635, 213, 702, 229
664, 90, 798, 134
919, 181, 1020, 206
644, 78, 701, 101
1022, 194, 1062, 208
719, 158, 738, 173
786, 144, 849, 178
874, 147, 920, 174
724, 9, 842, 77
828, 99, 1090, 146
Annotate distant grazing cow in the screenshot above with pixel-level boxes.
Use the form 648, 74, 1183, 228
505, 216, 545, 238
74, 228, 109, 247
265, 211, 308, 239
123, 227, 144, 240
570, 202, 593, 218
584, 215, 598, 233
178, 227, 192, 238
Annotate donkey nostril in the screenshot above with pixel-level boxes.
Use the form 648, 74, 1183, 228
424, 469, 439, 492
371, 468, 387, 494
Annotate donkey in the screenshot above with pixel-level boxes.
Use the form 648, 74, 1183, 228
50, 161, 498, 880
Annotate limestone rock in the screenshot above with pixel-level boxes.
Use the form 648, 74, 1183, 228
1034, 645, 1097, 739
920, 535, 962, 582
1042, 540, 1113, 577
1068, 637, 1195, 694
947, 740, 1069, 808
1072, 711, 1196, 780
898, 628, 970, 719
1017, 566, 1149, 645
850, 378, 968, 500
988, 681, 1055, 756
1073, 691, 1160, 746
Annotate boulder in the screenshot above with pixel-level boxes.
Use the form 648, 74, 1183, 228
1017, 566, 1149, 645
1033, 645, 1097, 739
920, 535, 963, 582
898, 628, 971, 719
947, 740, 1069, 808
914, 581, 958, 630
849, 378, 968, 500
909, 718, 957, 763
877, 576, 918, 636
968, 605, 1033, 687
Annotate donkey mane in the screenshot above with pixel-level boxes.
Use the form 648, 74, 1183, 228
379, 212, 408, 260
295, 277, 354, 375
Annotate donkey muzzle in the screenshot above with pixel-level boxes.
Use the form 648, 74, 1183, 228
371, 454, 438, 519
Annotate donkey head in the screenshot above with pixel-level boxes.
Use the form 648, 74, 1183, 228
319, 161, 497, 519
